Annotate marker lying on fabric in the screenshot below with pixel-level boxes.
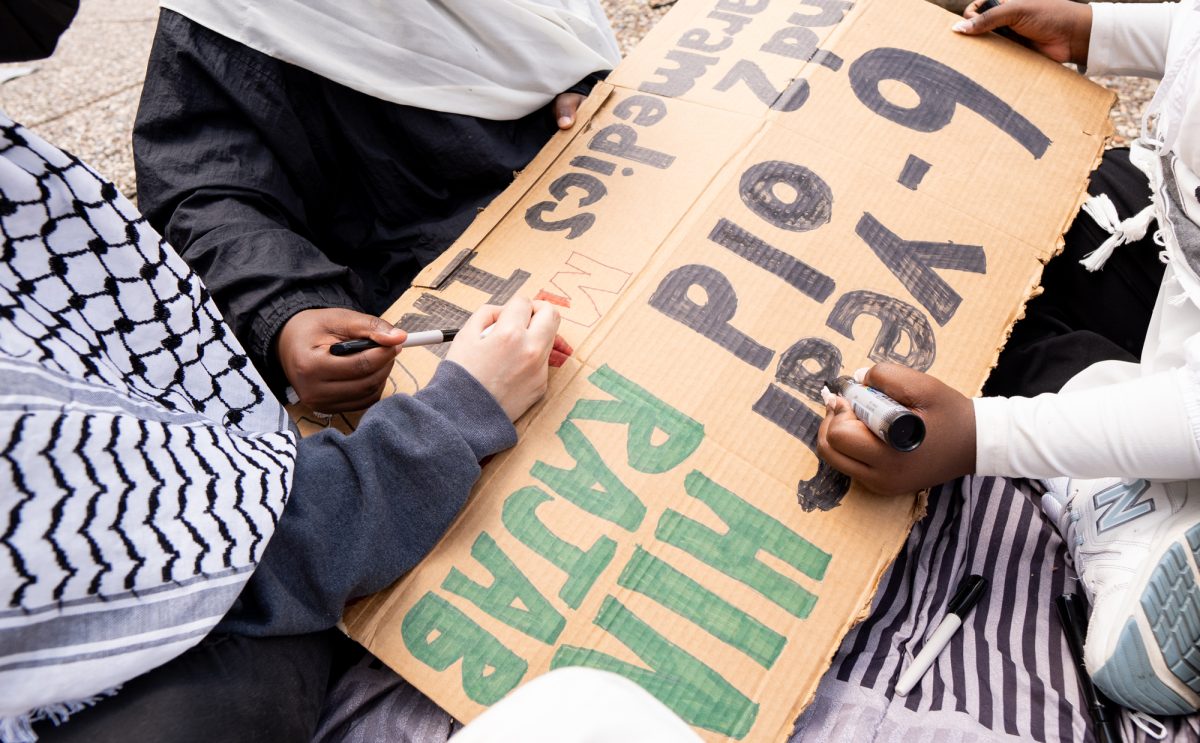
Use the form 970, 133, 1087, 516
827, 376, 926, 452
895, 575, 987, 696
1056, 593, 1124, 743
330, 327, 480, 356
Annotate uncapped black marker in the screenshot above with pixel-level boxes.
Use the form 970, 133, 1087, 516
330, 328, 460, 356
827, 376, 926, 452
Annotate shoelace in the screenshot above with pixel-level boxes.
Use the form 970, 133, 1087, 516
1129, 709, 1168, 740
1063, 491, 1085, 549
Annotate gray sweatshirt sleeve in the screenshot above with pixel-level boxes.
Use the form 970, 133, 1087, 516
219, 360, 517, 636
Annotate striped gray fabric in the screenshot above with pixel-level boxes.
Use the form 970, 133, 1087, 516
790, 476, 1200, 743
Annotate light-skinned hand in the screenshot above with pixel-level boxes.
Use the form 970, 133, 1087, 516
954, 0, 1092, 66
817, 363, 977, 496
446, 297, 562, 422
276, 307, 406, 413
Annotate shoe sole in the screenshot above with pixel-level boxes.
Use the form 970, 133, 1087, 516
1091, 523, 1200, 715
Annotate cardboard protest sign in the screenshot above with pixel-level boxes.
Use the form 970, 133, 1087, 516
324, 0, 1114, 739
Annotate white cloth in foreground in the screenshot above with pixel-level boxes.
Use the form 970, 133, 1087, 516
450, 668, 702, 743
159, 0, 622, 120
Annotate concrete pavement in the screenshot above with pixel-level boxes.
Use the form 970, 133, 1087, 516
0, 0, 158, 199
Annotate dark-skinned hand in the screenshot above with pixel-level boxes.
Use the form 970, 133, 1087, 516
554, 91, 586, 130
276, 307, 406, 413
954, 0, 1092, 66
817, 363, 977, 496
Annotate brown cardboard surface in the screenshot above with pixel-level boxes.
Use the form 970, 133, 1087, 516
312, 0, 1115, 739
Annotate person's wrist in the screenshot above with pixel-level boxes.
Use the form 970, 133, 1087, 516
1068, 3, 1092, 67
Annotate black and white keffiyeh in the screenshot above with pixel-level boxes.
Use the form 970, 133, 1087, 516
0, 112, 297, 740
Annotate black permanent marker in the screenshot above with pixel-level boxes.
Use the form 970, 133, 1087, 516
827, 376, 926, 452
330, 328, 460, 356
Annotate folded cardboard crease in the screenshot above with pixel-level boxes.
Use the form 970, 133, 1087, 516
295, 0, 1115, 739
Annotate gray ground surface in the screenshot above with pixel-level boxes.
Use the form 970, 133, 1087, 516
0, 0, 1153, 203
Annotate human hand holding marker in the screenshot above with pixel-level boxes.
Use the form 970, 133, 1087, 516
818, 364, 976, 496
277, 307, 407, 413
955, 0, 1092, 66
447, 298, 566, 422
328, 317, 573, 368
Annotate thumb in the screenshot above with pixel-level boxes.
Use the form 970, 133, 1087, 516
953, 3, 1016, 35
555, 92, 584, 130
342, 311, 405, 346
861, 363, 929, 406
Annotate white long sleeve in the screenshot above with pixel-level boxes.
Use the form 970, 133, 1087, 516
976, 1, 1200, 482
1087, 2, 1181, 78
974, 367, 1200, 480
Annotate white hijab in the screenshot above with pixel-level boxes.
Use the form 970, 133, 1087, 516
160, 0, 622, 120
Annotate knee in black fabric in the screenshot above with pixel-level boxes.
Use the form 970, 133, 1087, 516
35, 632, 342, 743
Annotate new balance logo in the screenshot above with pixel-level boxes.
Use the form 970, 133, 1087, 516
1094, 480, 1156, 534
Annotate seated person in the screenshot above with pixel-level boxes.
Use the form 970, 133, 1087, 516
0, 6, 563, 741
132, 1, 621, 413
820, 0, 1200, 719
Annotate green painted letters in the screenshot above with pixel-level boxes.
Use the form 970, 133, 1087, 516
568, 364, 704, 474
532, 420, 646, 531
400, 592, 527, 705
657, 471, 830, 619
552, 596, 758, 739
502, 486, 616, 609
442, 532, 566, 644
619, 546, 786, 668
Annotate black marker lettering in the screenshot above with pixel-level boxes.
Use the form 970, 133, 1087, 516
571, 155, 616, 176
399, 256, 531, 356
524, 202, 595, 240
715, 60, 810, 112
752, 384, 849, 512
753, 337, 850, 511
548, 172, 608, 206
589, 124, 676, 170
855, 213, 986, 326
897, 154, 931, 190
761, 25, 843, 71
612, 94, 669, 127
648, 264, 775, 370
739, 160, 833, 232
789, 0, 855, 27
706, 10, 753, 37
639, 49, 719, 98
748, 340, 844, 513
849, 47, 1050, 159
525, 172, 608, 240
709, 218, 835, 302
776, 336, 842, 404
826, 290, 936, 371
398, 294, 472, 359
679, 27, 734, 54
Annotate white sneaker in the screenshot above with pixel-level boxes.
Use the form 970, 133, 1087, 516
1043, 477, 1200, 715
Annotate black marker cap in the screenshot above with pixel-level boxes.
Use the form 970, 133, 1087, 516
887, 413, 926, 452
977, 0, 1001, 12
948, 575, 987, 616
